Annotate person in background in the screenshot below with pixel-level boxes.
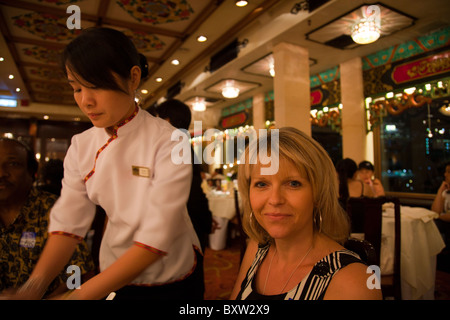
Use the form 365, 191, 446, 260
231, 127, 381, 300
200, 171, 212, 194
155, 99, 214, 252
336, 158, 374, 209
357, 160, 385, 197
0, 138, 94, 298
3, 27, 202, 300
38, 159, 64, 196
431, 162, 450, 249
432, 162, 450, 216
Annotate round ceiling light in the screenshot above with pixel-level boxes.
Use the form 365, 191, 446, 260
222, 81, 240, 98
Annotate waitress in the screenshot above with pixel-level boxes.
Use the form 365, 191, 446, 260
8, 27, 202, 300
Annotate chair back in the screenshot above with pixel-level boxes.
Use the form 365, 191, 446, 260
346, 196, 401, 299
344, 238, 377, 266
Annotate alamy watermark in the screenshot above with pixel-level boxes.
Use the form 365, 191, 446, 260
366, 265, 381, 290
66, 265, 81, 290
65, 264, 382, 291
171, 122, 280, 175
66, 5, 81, 30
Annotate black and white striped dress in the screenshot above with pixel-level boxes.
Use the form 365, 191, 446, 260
235, 244, 365, 300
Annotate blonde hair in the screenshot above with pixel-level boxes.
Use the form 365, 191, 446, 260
237, 127, 349, 245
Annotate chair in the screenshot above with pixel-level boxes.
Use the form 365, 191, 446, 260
344, 238, 377, 266
346, 196, 401, 300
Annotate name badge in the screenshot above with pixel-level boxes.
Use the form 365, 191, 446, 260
19, 232, 36, 248
132, 165, 150, 178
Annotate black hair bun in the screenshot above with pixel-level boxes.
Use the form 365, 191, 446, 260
139, 53, 149, 79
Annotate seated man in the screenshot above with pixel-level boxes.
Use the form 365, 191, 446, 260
0, 137, 94, 298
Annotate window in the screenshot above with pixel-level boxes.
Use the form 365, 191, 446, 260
377, 97, 450, 194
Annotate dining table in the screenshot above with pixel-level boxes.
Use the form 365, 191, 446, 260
206, 190, 238, 250
380, 204, 445, 300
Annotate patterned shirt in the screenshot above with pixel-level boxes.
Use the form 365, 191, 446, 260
236, 244, 365, 300
0, 188, 94, 296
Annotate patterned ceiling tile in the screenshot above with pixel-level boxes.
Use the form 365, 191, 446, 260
122, 29, 165, 52
26, 66, 66, 81
115, 0, 194, 24
22, 46, 63, 65
29, 81, 73, 94
12, 12, 81, 41
33, 92, 75, 104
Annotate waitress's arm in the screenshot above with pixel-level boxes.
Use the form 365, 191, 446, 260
11, 234, 162, 300
5, 234, 79, 299
64, 244, 162, 300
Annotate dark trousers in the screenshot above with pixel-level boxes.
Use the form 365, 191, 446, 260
113, 250, 204, 300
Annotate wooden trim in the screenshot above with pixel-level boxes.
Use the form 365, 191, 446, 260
386, 191, 435, 200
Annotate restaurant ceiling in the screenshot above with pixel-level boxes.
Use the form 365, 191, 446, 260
0, 0, 449, 122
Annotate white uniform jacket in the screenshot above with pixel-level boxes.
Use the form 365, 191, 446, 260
49, 107, 200, 285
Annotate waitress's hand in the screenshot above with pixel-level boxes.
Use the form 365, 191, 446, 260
0, 279, 47, 300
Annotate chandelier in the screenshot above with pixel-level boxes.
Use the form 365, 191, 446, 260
192, 97, 206, 112
222, 80, 240, 98
351, 5, 381, 45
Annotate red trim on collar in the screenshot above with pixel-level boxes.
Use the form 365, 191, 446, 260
83, 105, 139, 183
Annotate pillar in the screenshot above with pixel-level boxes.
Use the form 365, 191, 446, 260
252, 92, 265, 130
273, 42, 311, 135
340, 57, 367, 163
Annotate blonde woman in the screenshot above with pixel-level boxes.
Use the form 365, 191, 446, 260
230, 127, 381, 300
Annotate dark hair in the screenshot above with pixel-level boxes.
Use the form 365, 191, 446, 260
0, 138, 38, 180
358, 160, 374, 171
62, 27, 148, 94
156, 99, 192, 130
335, 158, 358, 206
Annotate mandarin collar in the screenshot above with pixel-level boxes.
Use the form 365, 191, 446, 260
103, 104, 141, 138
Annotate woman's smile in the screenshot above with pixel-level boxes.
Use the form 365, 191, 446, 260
263, 212, 292, 221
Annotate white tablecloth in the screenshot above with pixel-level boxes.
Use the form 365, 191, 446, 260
206, 191, 236, 220
380, 205, 445, 300
206, 191, 237, 250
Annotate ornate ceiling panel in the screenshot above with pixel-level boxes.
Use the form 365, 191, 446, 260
0, 0, 218, 106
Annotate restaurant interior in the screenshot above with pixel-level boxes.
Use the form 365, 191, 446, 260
0, 0, 450, 300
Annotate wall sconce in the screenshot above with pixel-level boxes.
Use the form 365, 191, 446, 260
439, 103, 450, 116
